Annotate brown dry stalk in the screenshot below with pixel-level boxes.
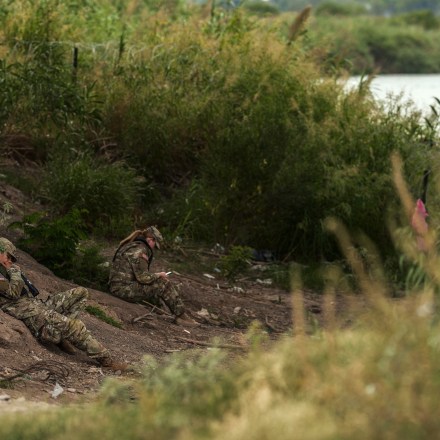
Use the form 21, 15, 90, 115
288, 6, 312, 44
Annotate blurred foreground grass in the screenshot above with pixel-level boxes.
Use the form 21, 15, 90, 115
1, 288, 439, 440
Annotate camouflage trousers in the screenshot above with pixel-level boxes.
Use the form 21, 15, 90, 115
111, 279, 184, 316
4, 287, 109, 360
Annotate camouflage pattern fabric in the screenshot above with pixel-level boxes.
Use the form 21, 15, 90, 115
0, 265, 109, 360
109, 241, 184, 316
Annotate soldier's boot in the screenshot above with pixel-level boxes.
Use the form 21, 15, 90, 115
97, 355, 129, 372
58, 339, 77, 355
174, 312, 199, 328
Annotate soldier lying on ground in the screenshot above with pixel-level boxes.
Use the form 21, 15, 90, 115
109, 226, 197, 326
0, 237, 127, 372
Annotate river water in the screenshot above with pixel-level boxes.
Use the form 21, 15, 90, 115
346, 74, 440, 115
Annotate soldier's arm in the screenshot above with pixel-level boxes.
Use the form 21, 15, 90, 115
1, 265, 25, 300
128, 252, 160, 285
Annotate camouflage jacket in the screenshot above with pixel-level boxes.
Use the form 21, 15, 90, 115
0, 264, 38, 318
109, 241, 159, 289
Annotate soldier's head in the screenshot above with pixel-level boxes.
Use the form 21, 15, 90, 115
0, 237, 18, 263
144, 226, 163, 249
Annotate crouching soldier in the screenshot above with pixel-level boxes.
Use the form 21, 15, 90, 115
109, 226, 197, 326
0, 237, 127, 372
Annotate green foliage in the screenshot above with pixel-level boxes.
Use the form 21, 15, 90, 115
0, 1, 439, 266
220, 246, 253, 281
315, 1, 367, 16
43, 152, 142, 233
85, 305, 122, 328
0, 201, 12, 227
360, 23, 440, 73
308, 14, 440, 74
391, 9, 440, 30
10, 209, 86, 272
243, 1, 280, 16
10, 210, 111, 289
65, 242, 111, 291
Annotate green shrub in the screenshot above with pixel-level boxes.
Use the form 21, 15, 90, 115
220, 246, 253, 281
391, 10, 440, 30
10, 209, 86, 272
43, 152, 142, 233
315, 1, 367, 16
244, 1, 280, 16
65, 242, 111, 291
308, 15, 440, 74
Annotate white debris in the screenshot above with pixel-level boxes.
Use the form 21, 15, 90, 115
233, 307, 242, 314
256, 278, 273, 285
0, 394, 11, 401
211, 243, 225, 254
203, 273, 215, 279
51, 383, 64, 399
250, 264, 270, 271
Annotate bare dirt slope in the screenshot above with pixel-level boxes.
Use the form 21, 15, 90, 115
0, 181, 340, 409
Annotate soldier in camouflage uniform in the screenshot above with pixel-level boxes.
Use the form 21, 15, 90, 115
109, 226, 197, 326
0, 237, 127, 371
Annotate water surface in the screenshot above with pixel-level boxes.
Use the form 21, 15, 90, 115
347, 74, 440, 115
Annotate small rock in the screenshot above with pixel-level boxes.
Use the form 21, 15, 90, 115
66, 388, 77, 393
0, 394, 11, 401
234, 307, 242, 314
196, 308, 210, 318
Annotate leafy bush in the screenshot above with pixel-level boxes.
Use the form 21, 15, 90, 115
10, 212, 113, 289
244, 1, 280, 16
65, 242, 111, 291
315, 1, 367, 16
391, 10, 440, 30
308, 15, 440, 74
1, 1, 439, 265
10, 209, 86, 272
43, 152, 142, 233
220, 245, 253, 281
